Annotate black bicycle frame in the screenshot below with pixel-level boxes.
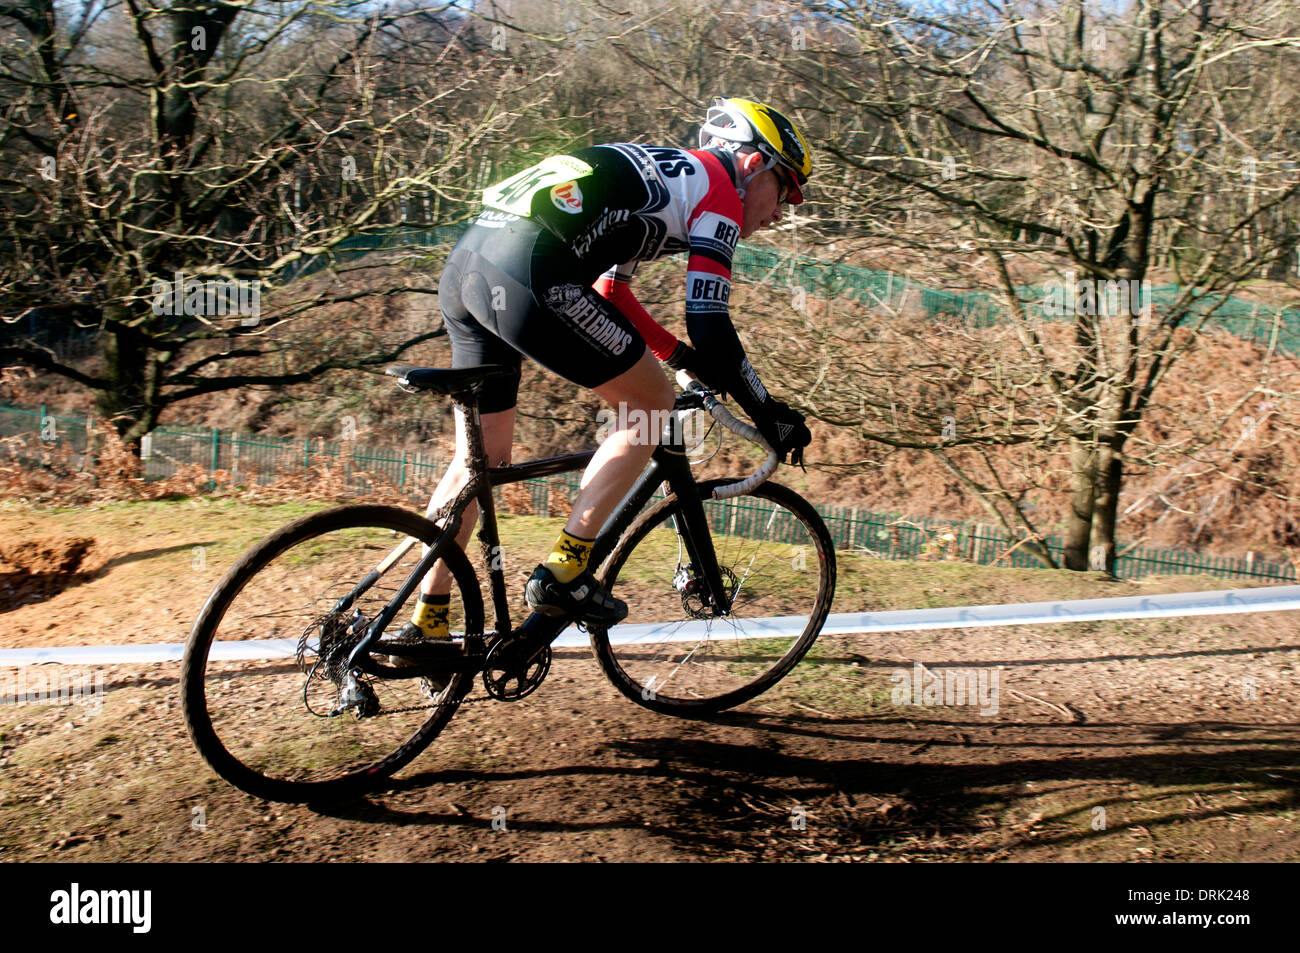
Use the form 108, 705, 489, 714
347, 397, 730, 677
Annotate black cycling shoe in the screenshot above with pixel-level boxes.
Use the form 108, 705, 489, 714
383, 621, 450, 696
524, 565, 628, 625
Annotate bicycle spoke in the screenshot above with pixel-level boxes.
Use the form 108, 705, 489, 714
598, 481, 835, 713
183, 506, 481, 800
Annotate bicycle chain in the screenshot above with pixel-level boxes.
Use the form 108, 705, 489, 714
378, 688, 489, 717
354, 647, 558, 716
366, 641, 558, 715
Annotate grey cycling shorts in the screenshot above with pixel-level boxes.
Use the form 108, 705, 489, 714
437, 215, 647, 413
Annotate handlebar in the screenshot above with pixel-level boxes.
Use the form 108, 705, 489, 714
674, 369, 779, 500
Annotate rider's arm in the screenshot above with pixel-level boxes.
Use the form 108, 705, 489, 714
592, 262, 681, 361
680, 161, 772, 422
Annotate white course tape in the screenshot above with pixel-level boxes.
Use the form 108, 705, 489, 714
0, 639, 303, 667
583, 582, 1300, 645
1, 584, 1296, 667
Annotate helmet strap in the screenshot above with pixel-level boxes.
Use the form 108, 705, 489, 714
736, 154, 779, 200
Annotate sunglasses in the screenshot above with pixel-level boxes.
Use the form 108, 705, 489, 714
773, 167, 792, 204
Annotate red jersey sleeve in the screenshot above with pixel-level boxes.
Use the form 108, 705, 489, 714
593, 261, 680, 361
679, 150, 773, 416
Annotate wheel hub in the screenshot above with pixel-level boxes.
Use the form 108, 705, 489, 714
678, 566, 738, 619
299, 609, 373, 716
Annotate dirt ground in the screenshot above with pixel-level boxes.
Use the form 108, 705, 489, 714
0, 499, 1296, 862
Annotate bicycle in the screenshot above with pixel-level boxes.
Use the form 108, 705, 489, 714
181, 364, 837, 802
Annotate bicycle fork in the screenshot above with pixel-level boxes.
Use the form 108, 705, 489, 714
662, 472, 733, 616
593, 413, 734, 617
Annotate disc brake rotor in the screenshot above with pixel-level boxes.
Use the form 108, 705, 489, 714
679, 566, 739, 619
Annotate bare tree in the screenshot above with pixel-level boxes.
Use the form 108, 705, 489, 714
750, 0, 1300, 571
0, 0, 567, 447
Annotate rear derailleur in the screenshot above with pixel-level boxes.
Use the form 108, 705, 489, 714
300, 608, 380, 718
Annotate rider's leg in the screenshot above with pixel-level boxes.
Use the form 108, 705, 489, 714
431, 220, 670, 620
411, 227, 522, 632
535, 349, 674, 588
419, 404, 516, 599
571, 348, 675, 536
399, 404, 514, 648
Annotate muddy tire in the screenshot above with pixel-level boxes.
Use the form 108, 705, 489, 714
591, 480, 835, 716
181, 505, 482, 802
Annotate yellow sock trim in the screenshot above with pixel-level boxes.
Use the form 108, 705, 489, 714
411, 594, 451, 639
544, 530, 593, 584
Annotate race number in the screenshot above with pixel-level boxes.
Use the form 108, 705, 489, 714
482, 155, 594, 216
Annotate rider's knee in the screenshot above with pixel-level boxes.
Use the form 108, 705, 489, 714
627, 370, 674, 419
443, 452, 471, 480
649, 373, 675, 415
432, 454, 472, 503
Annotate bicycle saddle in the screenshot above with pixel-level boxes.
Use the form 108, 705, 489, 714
386, 364, 517, 395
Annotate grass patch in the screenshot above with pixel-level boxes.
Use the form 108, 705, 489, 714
14, 499, 1225, 616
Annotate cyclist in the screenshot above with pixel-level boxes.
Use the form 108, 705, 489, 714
396, 97, 813, 661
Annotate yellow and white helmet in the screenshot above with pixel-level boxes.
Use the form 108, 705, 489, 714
698, 97, 812, 204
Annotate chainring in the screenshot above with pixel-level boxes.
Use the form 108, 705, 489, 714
481, 637, 552, 702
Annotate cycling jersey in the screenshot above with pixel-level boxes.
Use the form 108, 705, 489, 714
474, 143, 772, 418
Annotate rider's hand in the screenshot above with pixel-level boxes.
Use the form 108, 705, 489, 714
665, 340, 726, 398
755, 399, 812, 466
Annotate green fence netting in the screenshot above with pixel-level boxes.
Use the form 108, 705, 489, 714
15, 225, 1296, 357
3, 403, 1293, 585
729, 243, 1300, 354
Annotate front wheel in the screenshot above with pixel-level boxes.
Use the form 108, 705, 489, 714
592, 480, 836, 716
181, 504, 484, 802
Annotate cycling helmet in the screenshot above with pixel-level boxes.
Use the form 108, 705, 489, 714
698, 97, 811, 204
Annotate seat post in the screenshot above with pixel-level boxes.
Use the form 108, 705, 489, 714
447, 390, 487, 483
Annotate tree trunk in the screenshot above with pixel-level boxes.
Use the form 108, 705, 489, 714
1265, 234, 1298, 281
1090, 443, 1123, 575
95, 316, 150, 452
1065, 437, 1098, 570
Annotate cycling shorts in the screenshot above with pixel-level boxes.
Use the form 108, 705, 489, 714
437, 215, 647, 413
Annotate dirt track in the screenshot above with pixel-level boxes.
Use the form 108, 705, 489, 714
0, 501, 1296, 862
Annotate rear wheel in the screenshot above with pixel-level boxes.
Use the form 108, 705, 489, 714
181, 504, 483, 802
592, 480, 835, 716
